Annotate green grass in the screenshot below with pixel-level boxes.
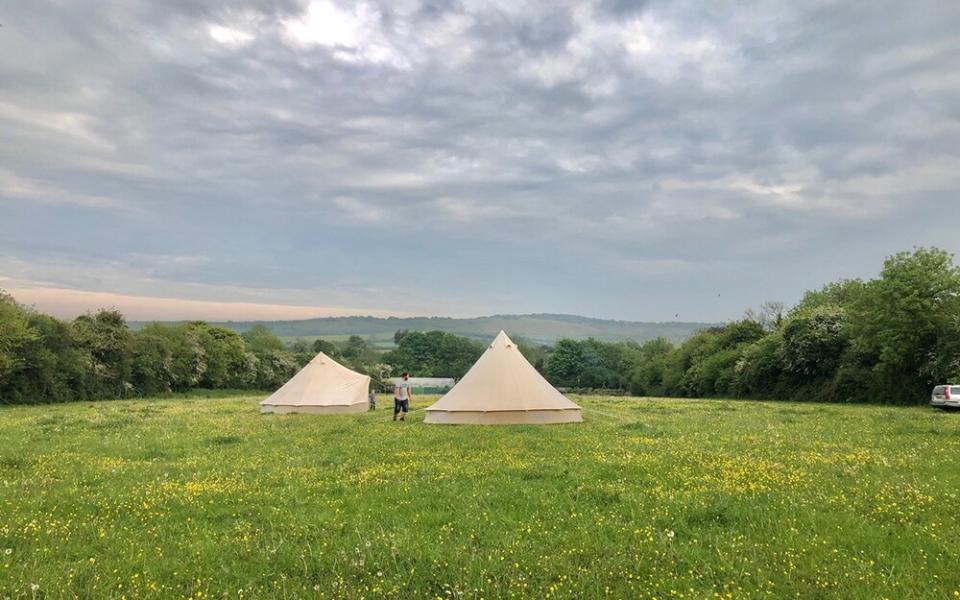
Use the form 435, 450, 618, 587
1, 395, 959, 599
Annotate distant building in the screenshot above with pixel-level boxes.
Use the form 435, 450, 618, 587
389, 377, 456, 394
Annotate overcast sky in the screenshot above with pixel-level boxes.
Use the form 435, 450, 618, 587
2, 0, 959, 322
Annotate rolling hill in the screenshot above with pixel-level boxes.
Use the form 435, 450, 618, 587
132, 313, 712, 347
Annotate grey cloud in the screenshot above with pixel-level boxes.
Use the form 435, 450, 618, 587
1, 0, 959, 321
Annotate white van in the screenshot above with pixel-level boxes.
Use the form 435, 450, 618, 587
930, 385, 960, 409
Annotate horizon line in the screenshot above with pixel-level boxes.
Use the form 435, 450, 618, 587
2, 285, 715, 325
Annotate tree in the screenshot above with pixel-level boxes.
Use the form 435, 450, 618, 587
71, 309, 133, 399
383, 331, 483, 378
847, 248, 960, 403
357, 363, 393, 392
517, 341, 551, 375
629, 338, 674, 397
341, 335, 369, 359
734, 332, 785, 398
541, 338, 624, 389
780, 305, 848, 379
130, 329, 175, 395
545, 339, 586, 388
0, 294, 88, 404
241, 325, 284, 354
289, 338, 310, 353
794, 279, 865, 313
136, 323, 205, 391
744, 301, 785, 331
188, 323, 247, 388
251, 350, 299, 390
667, 321, 764, 397
0, 291, 39, 401
312, 338, 340, 357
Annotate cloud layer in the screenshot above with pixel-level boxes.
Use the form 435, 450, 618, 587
2, 0, 959, 321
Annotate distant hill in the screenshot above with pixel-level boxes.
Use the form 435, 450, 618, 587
131, 313, 712, 348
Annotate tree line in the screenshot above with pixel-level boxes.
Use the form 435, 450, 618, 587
539, 248, 960, 404
0, 295, 487, 404
2, 248, 958, 405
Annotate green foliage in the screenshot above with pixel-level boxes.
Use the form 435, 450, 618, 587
516, 340, 551, 374
311, 338, 340, 357
240, 324, 284, 354
847, 248, 960, 402
0, 292, 37, 386
628, 338, 674, 396
546, 338, 640, 389
0, 292, 306, 404
793, 278, 865, 313
355, 362, 393, 391
191, 324, 249, 389
249, 350, 299, 389
70, 309, 134, 399
733, 332, 785, 398
338, 335, 382, 369
167, 314, 709, 346
545, 339, 584, 387
383, 330, 484, 378
288, 338, 311, 353
622, 248, 960, 405
780, 305, 848, 379
0, 295, 87, 404
648, 321, 767, 398
130, 328, 176, 396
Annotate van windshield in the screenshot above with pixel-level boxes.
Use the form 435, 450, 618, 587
933, 386, 946, 394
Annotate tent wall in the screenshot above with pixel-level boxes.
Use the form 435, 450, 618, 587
423, 409, 582, 425
262, 402, 368, 415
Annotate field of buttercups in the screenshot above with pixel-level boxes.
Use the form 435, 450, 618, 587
1, 394, 959, 599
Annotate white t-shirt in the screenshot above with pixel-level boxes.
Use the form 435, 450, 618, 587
395, 380, 412, 400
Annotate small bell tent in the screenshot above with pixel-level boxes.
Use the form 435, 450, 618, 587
260, 352, 370, 414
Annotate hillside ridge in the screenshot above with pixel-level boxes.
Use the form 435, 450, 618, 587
130, 313, 712, 346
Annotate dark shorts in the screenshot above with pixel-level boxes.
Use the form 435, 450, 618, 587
394, 398, 409, 413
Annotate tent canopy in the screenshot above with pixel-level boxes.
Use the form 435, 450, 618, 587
260, 352, 370, 414
424, 331, 582, 425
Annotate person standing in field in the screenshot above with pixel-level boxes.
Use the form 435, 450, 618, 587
393, 372, 413, 421
368, 389, 376, 410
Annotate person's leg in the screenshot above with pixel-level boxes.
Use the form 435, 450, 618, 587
400, 399, 409, 420
393, 398, 400, 420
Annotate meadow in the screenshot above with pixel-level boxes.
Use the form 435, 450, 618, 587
1, 394, 959, 599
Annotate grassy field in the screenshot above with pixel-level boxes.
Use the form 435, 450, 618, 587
1, 395, 959, 599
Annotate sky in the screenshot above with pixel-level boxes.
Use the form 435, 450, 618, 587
1, 0, 959, 322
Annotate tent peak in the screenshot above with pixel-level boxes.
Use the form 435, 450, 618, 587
490, 330, 515, 349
